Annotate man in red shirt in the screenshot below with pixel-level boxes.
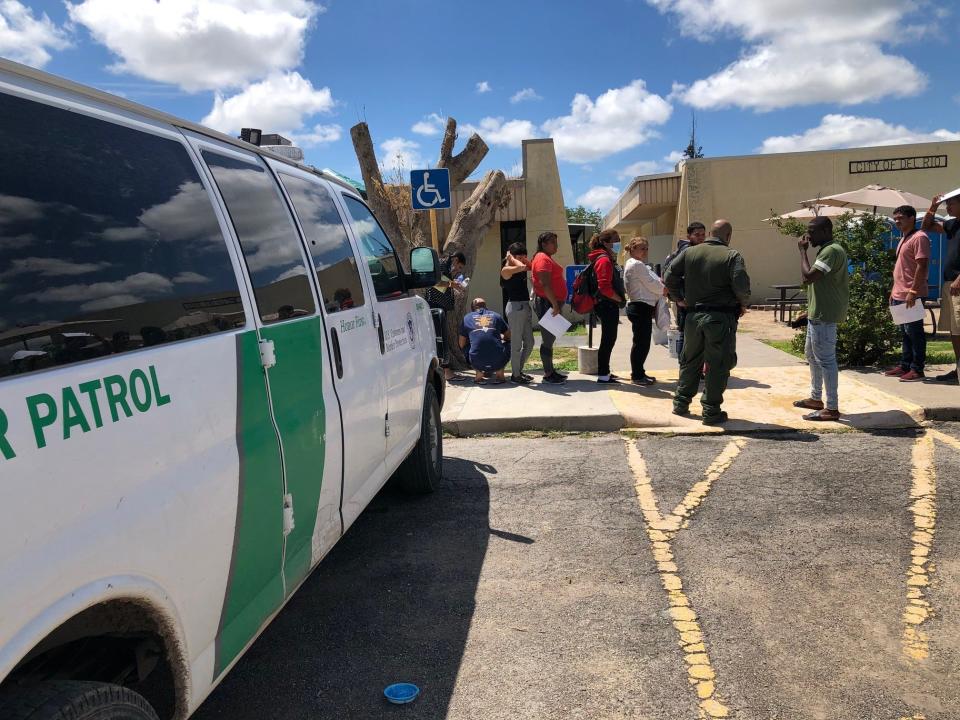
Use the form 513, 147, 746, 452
884, 205, 930, 381
531, 231, 569, 384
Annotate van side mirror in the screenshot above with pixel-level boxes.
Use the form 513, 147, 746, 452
407, 246, 440, 288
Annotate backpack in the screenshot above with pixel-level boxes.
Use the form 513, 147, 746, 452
571, 260, 600, 314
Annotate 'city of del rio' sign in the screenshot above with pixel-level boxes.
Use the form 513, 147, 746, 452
849, 155, 947, 174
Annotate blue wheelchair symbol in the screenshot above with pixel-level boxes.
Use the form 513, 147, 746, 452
410, 168, 451, 210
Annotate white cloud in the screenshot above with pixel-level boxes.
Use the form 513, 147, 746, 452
576, 185, 621, 211
411, 113, 446, 136
510, 87, 542, 104
462, 117, 540, 148
2, 257, 110, 278
67, 0, 322, 92
543, 80, 672, 163
0, 0, 70, 68
380, 137, 425, 174
290, 123, 342, 147
18, 271, 174, 305
475, 81, 491, 94
202, 72, 336, 136
759, 114, 960, 154
651, 0, 927, 111
618, 150, 684, 179
172, 271, 210, 284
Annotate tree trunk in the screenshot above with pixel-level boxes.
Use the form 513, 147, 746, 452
437, 118, 488, 187
350, 122, 409, 255
443, 170, 512, 370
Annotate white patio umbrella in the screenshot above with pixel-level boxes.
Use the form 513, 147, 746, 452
763, 205, 869, 222
802, 184, 931, 213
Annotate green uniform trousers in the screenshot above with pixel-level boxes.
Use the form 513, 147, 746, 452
674, 310, 738, 419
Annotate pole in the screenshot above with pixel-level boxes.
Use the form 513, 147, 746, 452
429, 209, 439, 252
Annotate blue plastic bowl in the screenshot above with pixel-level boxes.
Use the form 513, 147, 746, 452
384, 682, 420, 704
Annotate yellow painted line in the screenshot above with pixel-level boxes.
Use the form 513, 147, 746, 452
902, 433, 936, 662
627, 438, 747, 719
929, 428, 960, 452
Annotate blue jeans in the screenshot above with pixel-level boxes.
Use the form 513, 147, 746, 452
805, 320, 839, 411
891, 299, 926, 372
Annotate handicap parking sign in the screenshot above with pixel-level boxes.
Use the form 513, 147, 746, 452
410, 168, 451, 210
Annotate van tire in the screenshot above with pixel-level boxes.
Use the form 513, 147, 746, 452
0, 681, 159, 720
394, 382, 443, 494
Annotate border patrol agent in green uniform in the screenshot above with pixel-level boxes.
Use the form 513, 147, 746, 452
663, 220, 751, 424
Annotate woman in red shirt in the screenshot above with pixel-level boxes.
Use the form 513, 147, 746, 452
587, 230, 625, 383
531, 231, 569, 384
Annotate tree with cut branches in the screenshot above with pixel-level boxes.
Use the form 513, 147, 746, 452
350, 118, 512, 369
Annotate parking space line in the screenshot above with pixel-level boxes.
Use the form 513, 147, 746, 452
627, 438, 747, 719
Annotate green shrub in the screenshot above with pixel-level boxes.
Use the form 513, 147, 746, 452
770, 211, 900, 366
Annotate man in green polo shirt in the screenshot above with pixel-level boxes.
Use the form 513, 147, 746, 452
793, 216, 849, 421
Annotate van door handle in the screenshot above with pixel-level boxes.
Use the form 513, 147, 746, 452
377, 314, 385, 355
330, 328, 344, 379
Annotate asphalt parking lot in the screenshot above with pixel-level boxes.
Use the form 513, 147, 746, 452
192, 426, 960, 720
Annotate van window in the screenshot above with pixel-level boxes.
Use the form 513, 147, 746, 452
342, 196, 406, 300
279, 175, 365, 314
202, 152, 316, 323
0, 91, 245, 380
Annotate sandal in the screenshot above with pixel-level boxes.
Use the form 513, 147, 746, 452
793, 398, 824, 410
473, 377, 487, 385
803, 409, 840, 421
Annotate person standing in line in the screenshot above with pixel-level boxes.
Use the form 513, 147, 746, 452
663, 221, 707, 350
588, 229, 626, 384
663, 220, 750, 425
427, 252, 468, 382
531, 231, 569, 385
792, 216, 849, 421
500, 241, 535, 384
921, 191, 960, 384
884, 205, 930, 382
623, 236, 665, 385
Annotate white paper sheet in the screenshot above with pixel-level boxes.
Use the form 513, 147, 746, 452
538, 309, 572, 337
889, 301, 926, 325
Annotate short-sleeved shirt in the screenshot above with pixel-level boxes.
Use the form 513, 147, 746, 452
807, 242, 849, 323
500, 262, 530, 302
459, 308, 509, 367
530, 251, 567, 301
944, 218, 960, 282
892, 230, 931, 300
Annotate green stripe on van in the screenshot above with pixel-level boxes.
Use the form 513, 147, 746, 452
215, 331, 285, 675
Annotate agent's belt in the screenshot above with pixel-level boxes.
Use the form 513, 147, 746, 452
693, 304, 740, 313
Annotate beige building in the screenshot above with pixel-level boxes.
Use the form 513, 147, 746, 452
603, 141, 960, 303
432, 139, 577, 315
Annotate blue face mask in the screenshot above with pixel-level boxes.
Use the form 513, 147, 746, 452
612, 243, 622, 254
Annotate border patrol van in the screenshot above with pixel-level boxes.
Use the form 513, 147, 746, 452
0, 58, 446, 720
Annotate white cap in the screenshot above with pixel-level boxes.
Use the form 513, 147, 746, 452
942, 187, 960, 202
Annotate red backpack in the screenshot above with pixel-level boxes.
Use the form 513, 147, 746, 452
570, 260, 599, 314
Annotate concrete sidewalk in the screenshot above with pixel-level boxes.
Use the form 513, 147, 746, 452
442, 317, 959, 436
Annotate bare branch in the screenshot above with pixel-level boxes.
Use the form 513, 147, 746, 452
437, 117, 489, 188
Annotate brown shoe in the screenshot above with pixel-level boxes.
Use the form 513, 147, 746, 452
793, 398, 824, 410
900, 370, 925, 382
884, 366, 907, 377
804, 409, 840, 421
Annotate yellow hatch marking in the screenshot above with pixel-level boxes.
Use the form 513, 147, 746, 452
902, 432, 936, 662
627, 437, 746, 719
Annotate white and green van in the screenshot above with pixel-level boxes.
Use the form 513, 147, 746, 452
0, 58, 446, 720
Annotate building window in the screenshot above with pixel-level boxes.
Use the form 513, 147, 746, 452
203, 151, 316, 323
0, 91, 245, 379
279, 174, 365, 314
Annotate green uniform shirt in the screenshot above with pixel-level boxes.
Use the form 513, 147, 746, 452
663, 238, 751, 308
807, 242, 849, 323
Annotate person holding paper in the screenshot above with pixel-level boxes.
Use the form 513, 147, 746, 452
884, 205, 930, 382
921, 190, 960, 384
588, 230, 626, 383
531, 231, 569, 384
793, 217, 848, 421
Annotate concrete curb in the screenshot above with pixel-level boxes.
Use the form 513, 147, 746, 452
443, 412, 624, 436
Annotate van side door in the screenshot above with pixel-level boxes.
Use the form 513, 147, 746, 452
272, 168, 388, 533
189, 139, 342, 595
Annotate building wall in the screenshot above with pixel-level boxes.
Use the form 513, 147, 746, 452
523, 139, 575, 270
676, 141, 960, 303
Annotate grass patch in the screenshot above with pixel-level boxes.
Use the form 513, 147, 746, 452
761, 338, 956, 365
525, 346, 578, 372
568, 323, 589, 336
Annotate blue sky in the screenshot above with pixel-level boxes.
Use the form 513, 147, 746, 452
4, 0, 958, 213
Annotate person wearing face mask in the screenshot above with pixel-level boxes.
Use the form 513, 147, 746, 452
587, 229, 626, 384
792, 216, 848, 421
623, 236, 665, 385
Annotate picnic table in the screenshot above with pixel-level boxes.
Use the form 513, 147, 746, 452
768, 284, 806, 323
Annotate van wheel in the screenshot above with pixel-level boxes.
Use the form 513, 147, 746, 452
0, 681, 159, 720
393, 382, 443, 494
